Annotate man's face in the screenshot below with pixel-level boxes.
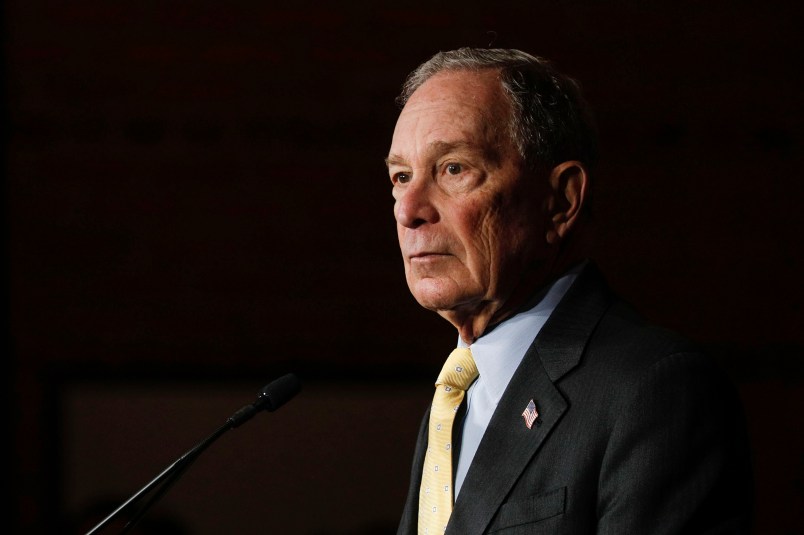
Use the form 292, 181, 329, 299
387, 69, 552, 330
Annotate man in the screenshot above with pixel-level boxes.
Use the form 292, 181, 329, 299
387, 48, 753, 534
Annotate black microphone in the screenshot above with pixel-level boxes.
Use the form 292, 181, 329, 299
85, 373, 302, 535
228, 373, 302, 427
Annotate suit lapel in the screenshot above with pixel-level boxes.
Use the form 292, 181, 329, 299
446, 262, 614, 534
534, 262, 613, 381
448, 349, 567, 534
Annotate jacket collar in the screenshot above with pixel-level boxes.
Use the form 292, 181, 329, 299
446, 261, 614, 534
534, 261, 613, 382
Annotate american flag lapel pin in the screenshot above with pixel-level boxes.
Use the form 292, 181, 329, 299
522, 398, 540, 429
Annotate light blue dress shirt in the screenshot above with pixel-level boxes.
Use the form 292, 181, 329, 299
453, 266, 581, 498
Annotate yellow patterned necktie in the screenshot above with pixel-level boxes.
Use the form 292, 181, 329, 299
418, 347, 479, 534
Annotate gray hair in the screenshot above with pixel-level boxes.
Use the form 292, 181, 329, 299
397, 48, 598, 170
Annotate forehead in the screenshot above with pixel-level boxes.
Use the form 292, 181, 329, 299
407, 68, 506, 110
389, 69, 512, 161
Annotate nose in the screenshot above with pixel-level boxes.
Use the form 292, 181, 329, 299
394, 175, 439, 229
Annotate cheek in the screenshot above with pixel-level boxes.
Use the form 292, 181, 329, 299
460, 205, 506, 279
472, 193, 508, 247
474, 198, 536, 271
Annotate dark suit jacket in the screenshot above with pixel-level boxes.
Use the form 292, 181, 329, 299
397, 262, 754, 534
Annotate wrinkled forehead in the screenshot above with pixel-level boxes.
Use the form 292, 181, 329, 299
389, 70, 515, 159
404, 68, 508, 116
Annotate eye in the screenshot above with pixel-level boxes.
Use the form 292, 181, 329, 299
393, 172, 411, 184
446, 163, 462, 175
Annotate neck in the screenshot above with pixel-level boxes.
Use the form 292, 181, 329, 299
445, 252, 584, 344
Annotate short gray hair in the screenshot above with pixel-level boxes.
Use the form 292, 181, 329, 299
397, 48, 598, 170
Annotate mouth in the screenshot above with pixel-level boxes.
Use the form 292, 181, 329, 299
409, 252, 450, 261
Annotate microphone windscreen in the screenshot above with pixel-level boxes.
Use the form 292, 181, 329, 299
257, 373, 302, 412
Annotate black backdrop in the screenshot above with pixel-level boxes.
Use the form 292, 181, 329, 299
5, 1, 803, 533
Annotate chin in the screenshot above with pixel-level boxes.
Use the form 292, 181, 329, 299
408, 277, 477, 313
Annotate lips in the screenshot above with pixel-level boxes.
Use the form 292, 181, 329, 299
408, 252, 452, 264
401, 235, 453, 261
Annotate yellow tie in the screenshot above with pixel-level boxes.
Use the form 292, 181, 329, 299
418, 347, 479, 535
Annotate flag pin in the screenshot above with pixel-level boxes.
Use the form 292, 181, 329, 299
522, 399, 540, 429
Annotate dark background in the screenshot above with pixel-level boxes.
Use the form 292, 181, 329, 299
5, 1, 803, 533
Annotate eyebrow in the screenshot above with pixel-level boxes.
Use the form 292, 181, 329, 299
385, 140, 484, 168
384, 154, 405, 168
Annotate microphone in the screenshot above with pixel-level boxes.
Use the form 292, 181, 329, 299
85, 373, 302, 535
228, 373, 302, 427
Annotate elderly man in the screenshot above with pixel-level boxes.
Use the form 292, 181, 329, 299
387, 48, 753, 534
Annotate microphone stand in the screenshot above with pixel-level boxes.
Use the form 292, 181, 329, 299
84, 374, 301, 535
86, 422, 229, 535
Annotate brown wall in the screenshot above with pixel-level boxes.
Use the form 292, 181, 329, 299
5, 1, 803, 533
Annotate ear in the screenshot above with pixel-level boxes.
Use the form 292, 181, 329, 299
545, 161, 589, 245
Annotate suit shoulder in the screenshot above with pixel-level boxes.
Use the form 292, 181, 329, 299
559, 297, 746, 440
581, 298, 728, 384
598, 299, 698, 355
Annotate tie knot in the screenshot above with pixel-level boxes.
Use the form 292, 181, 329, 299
436, 347, 478, 391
